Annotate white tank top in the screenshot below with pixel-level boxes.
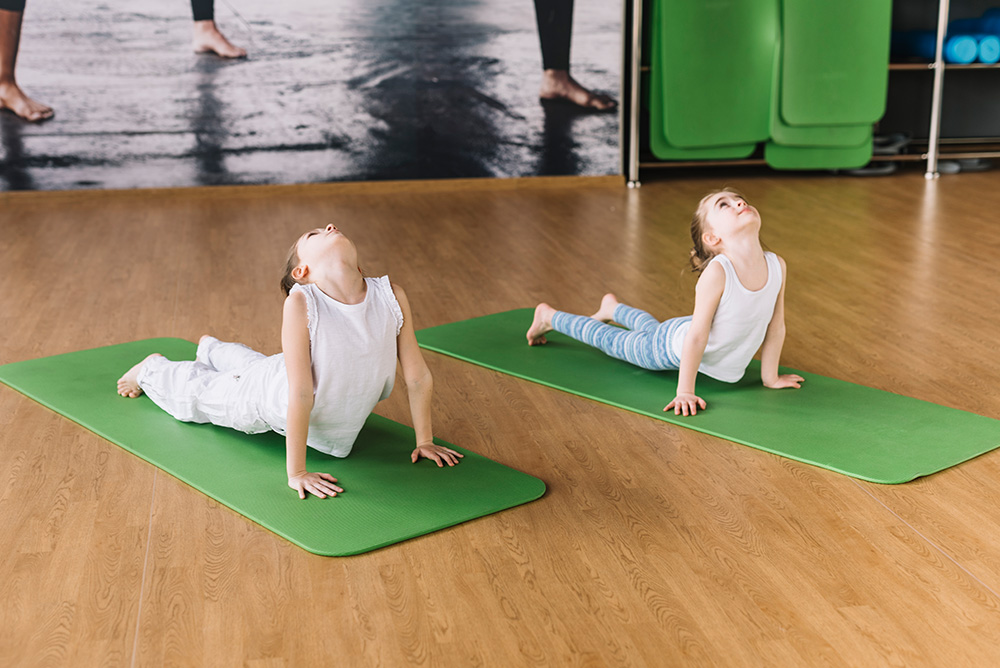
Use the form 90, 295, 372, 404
697, 251, 782, 383
261, 277, 403, 457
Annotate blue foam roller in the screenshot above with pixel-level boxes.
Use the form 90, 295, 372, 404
982, 15, 1000, 35
946, 35, 979, 63
903, 31, 978, 64
977, 34, 1000, 63
949, 18, 981, 33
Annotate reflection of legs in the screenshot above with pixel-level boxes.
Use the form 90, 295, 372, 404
533, 0, 615, 111
0, 5, 54, 122
191, 0, 246, 59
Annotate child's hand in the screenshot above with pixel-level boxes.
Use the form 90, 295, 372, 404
288, 471, 343, 499
665, 394, 707, 416
763, 374, 805, 389
411, 443, 464, 467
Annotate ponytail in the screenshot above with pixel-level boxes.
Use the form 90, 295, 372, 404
688, 200, 715, 273
280, 243, 300, 296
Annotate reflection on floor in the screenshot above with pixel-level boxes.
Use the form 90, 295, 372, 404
0, 0, 620, 191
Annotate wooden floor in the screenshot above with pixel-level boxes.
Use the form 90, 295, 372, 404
3, 170, 1000, 666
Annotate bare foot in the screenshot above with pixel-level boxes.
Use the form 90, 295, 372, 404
590, 293, 620, 323
539, 70, 616, 111
192, 20, 247, 59
526, 303, 556, 346
0, 80, 53, 122
116, 353, 162, 398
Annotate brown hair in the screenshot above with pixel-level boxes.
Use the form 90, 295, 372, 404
280, 240, 301, 297
688, 188, 745, 273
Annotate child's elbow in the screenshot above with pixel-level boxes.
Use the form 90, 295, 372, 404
407, 367, 433, 393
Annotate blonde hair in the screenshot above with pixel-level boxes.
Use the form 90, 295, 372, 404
688, 188, 746, 273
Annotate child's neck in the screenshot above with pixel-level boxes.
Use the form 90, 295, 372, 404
719, 233, 764, 266
313, 269, 367, 305
718, 235, 768, 290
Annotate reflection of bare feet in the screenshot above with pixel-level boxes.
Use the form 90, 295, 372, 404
539, 70, 616, 111
526, 303, 556, 346
116, 353, 162, 398
590, 293, 620, 323
0, 81, 53, 122
192, 20, 247, 59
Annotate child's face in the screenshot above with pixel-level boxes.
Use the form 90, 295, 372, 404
702, 191, 759, 240
295, 224, 358, 272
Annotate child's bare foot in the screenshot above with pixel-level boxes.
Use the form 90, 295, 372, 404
0, 80, 54, 122
116, 353, 162, 398
192, 20, 247, 59
526, 303, 556, 346
590, 293, 620, 323
539, 70, 616, 111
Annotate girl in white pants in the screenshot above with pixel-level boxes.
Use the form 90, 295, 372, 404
117, 224, 462, 500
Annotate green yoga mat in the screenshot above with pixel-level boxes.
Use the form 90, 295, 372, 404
646, 16, 756, 161
779, 0, 892, 127
0, 339, 545, 556
769, 45, 872, 149
653, 0, 776, 148
417, 310, 1000, 484
765, 138, 873, 170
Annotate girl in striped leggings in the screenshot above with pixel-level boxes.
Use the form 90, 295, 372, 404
526, 189, 804, 416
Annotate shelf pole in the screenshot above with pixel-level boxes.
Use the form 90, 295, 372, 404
626, 0, 643, 188
925, 0, 951, 179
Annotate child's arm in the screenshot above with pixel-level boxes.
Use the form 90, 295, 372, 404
664, 262, 725, 416
759, 256, 804, 390
281, 291, 344, 499
392, 283, 463, 467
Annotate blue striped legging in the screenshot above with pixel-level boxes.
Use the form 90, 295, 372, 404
551, 304, 691, 371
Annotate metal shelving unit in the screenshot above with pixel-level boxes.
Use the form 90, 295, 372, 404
620, 0, 1000, 185
907, 0, 1000, 178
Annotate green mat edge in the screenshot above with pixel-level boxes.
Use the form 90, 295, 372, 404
0, 340, 547, 556
417, 328, 998, 485
417, 340, 873, 483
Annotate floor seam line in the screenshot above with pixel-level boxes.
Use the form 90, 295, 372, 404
851, 478, 1000, 602
130, 469, 158, 668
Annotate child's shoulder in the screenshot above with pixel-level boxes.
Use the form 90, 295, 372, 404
766, 251, 787, 275
695, 258, 727, 293
283, 284, 309, 307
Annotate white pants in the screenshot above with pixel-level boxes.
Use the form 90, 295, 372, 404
137, 336, 277, 434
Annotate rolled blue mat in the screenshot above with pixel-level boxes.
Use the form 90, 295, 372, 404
897, 31, 978, 64
949, 18, 982, 34
982, 15, 1000, 35
945, 34, 979, 63
950, 10, 1000, 38
977, 33, 1000, 63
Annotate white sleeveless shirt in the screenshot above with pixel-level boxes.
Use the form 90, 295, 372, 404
697, 251, 782, 383
259, 277, 404, 457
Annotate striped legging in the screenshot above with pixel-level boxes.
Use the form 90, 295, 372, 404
551, 304, 690, 371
